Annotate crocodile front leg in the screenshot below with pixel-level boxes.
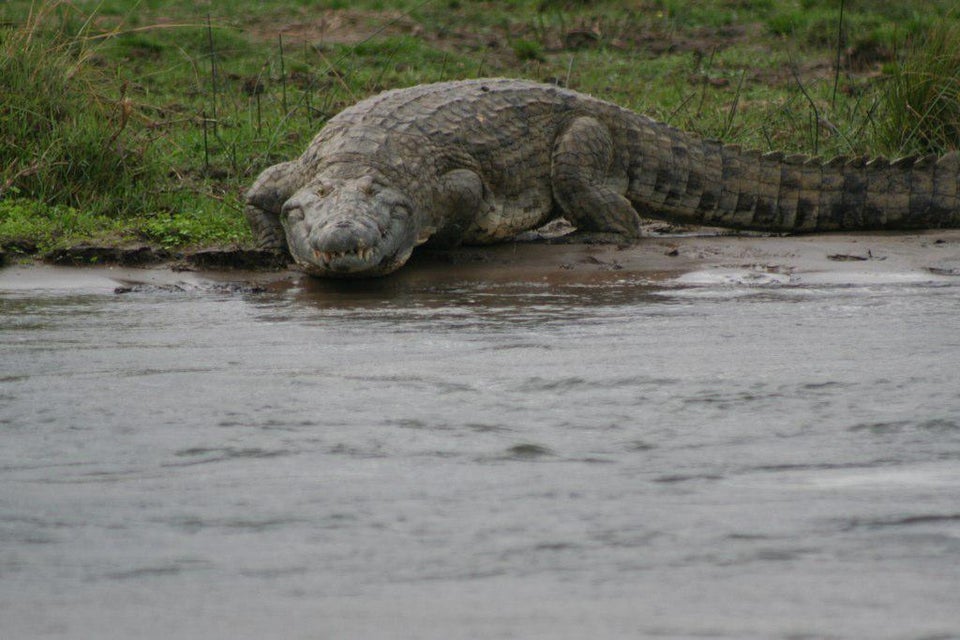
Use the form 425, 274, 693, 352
244, 160, 302, 250
431, 168, 496, 246
551, 116, 641, 239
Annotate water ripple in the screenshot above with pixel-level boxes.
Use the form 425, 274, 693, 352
845, 514, 960, 530
164, 447, 292, 467
105, 559, 210, 581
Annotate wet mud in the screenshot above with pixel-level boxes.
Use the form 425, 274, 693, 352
4, 229, 959, 291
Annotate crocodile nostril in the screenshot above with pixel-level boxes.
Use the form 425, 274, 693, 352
284, 206, 305, 223
335, 220, 353, 229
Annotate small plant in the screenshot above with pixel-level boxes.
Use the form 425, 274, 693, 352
766, 7, 808, 38
512, 39, 545, 62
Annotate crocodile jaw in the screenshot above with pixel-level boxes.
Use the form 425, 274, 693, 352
293, 237, 415, 277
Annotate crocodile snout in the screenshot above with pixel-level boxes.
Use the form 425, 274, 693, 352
307, 218, 382, 267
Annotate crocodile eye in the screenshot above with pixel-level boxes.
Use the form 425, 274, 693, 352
314, 185, 329, 198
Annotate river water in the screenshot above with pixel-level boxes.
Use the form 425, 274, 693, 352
2, 262, 959, 639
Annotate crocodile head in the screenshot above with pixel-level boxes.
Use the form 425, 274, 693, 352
281, 175, 423, 277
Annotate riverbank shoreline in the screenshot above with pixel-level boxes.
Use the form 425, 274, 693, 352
2, 230, 959, 292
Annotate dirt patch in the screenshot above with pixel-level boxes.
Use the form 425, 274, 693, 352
239, 7, 768, 82
39, 244, 290, 271
180, 247, 290, 271
243, 9, 423, 45
629, 24, 755, 58
232, 5, 862, 99
44, 244, 173, 267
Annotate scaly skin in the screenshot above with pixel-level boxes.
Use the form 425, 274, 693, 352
245, 78, 960, 277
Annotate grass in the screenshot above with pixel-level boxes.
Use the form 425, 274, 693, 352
1, 0, 960, 254
875, 20, 960, 155
0, 2, 163, 215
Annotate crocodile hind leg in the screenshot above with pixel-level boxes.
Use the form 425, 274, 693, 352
244, 160, 302, 250
550, 116, 641, 240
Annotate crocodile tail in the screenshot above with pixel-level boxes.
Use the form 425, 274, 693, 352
630, 126, 960, 231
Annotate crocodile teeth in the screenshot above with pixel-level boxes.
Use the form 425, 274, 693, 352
313, 248, 375, 264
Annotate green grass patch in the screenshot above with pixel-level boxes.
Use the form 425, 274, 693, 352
1, 0, 960, 254
139, 208, 251, 249
0, 196, 128, 253
0, 195, 249, 254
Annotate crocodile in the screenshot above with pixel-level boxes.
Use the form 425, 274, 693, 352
245, 77, 960, 277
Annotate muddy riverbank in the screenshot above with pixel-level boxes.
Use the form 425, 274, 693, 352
3, 230, 959, 290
